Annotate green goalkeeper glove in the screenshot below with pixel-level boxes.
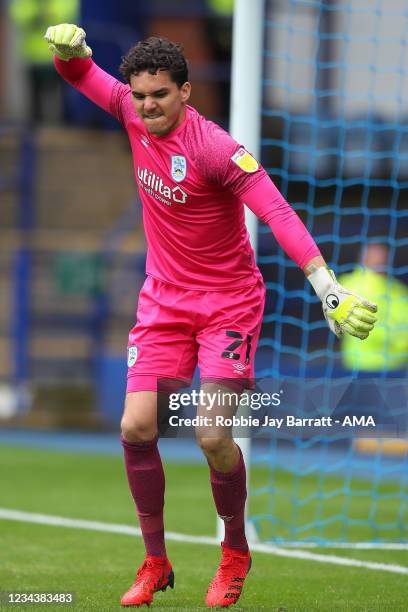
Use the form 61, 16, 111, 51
308, 267, 378, 340
44, 23, 92, 61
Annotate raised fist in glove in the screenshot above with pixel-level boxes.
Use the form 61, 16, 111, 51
44, 24, 92, 61
308, 267, 378, 339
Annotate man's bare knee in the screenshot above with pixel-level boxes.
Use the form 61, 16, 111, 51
198, 436, 239, 472
121, 391, 159, 443
198, 435, 231, 457
121, 416, 157, 443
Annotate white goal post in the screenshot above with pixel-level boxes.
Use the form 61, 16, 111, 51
216, 0, 265, 541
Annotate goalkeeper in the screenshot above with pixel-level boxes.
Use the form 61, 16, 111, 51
44, 24, 378, 608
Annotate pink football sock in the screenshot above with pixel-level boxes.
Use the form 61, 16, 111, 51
209, 446, 248, 552
121, 436, 166, 558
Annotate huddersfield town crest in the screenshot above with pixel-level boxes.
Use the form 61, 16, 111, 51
171, 155, 187, 182
127, 346, 138, 367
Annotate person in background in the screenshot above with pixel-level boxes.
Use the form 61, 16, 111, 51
339, 243, 407, 437
339, 243, 408, 372
10, 0, 78, 122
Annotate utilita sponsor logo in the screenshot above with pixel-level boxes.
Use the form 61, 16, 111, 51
137, 167, 187, 206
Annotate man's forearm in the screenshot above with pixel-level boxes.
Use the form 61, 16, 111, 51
46, 23, 129, 123
54, 56, 93, 85
54, 56, 129, 123
242, 176, 321, 269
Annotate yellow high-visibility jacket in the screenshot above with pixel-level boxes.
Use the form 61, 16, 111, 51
10, 0, 78, 64
339, 268, 408, 371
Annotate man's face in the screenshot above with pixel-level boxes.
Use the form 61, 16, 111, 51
130, 70, 191, 137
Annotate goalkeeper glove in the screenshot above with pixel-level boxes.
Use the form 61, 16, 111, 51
44, 24, 92, 61
308, 267, 378, 340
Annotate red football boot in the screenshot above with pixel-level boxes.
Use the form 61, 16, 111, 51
206, 543, 251, 608
120, 556, 174, 607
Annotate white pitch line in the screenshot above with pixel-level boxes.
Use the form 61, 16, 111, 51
280, 541, 408, 550
1, 508, 408, 576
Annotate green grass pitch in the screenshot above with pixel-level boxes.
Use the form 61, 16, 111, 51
1, 444, 407, 611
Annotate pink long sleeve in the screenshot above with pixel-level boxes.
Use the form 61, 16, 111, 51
54, 57, 133, 125
241, 174, 321, 269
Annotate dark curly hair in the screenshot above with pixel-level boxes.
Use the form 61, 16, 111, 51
120, 37, 189, 88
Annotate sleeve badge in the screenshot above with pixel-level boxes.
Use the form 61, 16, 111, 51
231, 147, 259, 173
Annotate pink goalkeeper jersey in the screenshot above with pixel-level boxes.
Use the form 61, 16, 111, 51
55, 58, 320, 290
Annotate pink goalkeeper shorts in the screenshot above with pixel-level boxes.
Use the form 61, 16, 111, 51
126, 276, 265, 393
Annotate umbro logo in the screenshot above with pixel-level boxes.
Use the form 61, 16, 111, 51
219, 514, 234, 522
